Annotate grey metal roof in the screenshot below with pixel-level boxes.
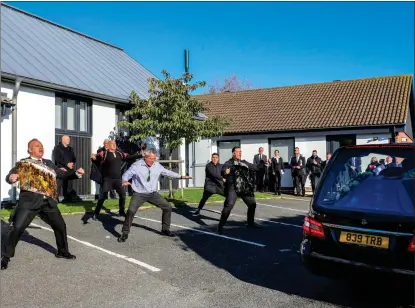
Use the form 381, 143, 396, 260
1, 3, 156, 101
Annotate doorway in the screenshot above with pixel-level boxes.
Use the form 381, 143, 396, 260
326, 134, 356, 154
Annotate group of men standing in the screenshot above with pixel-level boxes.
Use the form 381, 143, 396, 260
250, 147, 332, 197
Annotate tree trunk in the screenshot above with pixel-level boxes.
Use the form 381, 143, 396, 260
168, 150, 174, 199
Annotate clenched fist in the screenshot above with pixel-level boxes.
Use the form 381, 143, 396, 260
76, 168, 85, 175
225, 168, 231, 175
9, 174, 19, 183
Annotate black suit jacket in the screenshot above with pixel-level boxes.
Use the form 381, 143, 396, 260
271, 157, 284, 173
253, 154, 268, 170
6, 157, 79, 208
289, 155, 307, 176
204, 162, 224, 194
222, 158, 258, 188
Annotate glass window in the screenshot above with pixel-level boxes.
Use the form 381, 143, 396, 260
79, 101, 87, 132
55, 99, 62, 129
315, 147, 414, 217
270, 139, 294, 164
66, 99, 76, 130
218, 141, 240, 163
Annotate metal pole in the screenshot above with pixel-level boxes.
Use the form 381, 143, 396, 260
11, 78, 22, 205
179, 159, 184, 200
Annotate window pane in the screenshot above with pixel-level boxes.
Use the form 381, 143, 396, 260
270, 139, 294, 164
218, 141, 240, 163
66, 99, 75, 130
55, 99, 62, 129
79, 101, 87, 132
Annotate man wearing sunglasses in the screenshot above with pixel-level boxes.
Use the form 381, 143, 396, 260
118, 148, 192, 242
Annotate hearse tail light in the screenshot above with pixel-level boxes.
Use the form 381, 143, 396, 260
408, 236, 415, 253
303, 217, 325, 239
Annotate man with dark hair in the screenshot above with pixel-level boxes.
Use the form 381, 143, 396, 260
90, 140, 141, 220
219, 146, 259, 234
271, 150, 284, 195
306, 150, 322, 194
1, 139, 85, 270
193, 153, 224, 216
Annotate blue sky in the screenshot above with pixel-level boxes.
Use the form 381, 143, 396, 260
7, 1, 414, 94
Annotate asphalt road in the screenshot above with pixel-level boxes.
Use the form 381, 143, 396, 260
1, 196, 414, 308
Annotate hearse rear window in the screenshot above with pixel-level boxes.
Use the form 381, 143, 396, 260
315, 146, 415, 217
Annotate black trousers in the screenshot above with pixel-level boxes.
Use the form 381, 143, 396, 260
219, 187, 256, 227
95, 179, 126, 215
309, 173, 321, 193
274, 172, 282, 194
198, 189, 224, 210
3, 200, 69, 258
256, 169, 265, 191
122, 192, 171, 234
293, 173, 305, 196
57, 178, 69, 198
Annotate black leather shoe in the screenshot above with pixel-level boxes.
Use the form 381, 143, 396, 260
217, 226, 224, 235
118, 211, 126, 217
55, 252, 76, 260
1, 257, 10, 270
118, 233, 128, 242
193, 209, 200, 216
92, 214, 98, 221
161, 230, 175, 237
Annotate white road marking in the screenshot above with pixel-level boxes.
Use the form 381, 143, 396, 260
30, 222, 161, 272
133, 216, 266, 248
206, 209, 303, 229
282, 196, 310, 202
279, 249, 292, 252
256, 202, 308, 214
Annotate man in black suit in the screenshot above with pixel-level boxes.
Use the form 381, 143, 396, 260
289, 147, 307, 196
306, 150, 322, 194
321, 152, 332, 172
52, 135, 78, 203
1, 139, 85, 270
193, 153, 224, 216
219, 146, 259, 234
253, 147, 267, 192
271, 150, 284, 195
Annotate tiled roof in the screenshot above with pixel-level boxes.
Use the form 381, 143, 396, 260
197, 75, 413, 134
1, 4, 156, 101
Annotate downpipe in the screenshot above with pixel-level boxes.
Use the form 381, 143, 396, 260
11, 78, 23, 205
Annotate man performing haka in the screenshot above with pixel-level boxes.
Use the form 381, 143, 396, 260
118, 148, 192, 242
218, 146, 260, 235
90, 140, 142, 220
193, 153, 225, 216
1, 139, 85, 270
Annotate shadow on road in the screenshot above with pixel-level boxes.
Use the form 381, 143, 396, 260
172, 207, 414, 308
1, 220, 57, 255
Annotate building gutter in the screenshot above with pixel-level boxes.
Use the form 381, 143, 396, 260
1, 73, 131, 105
11, 78, 23, 204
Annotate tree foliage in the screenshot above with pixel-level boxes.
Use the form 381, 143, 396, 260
119, 70, 230, 156
207, 75, 254, 94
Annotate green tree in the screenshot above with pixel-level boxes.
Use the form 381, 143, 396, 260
119, 70, 230, 198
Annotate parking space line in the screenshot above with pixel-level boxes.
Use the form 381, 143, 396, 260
30, 222, 162, 272
256, 202, 308, 214
282, 196, 310, 202
204, 209, 303, 228
133, 216, 266, 247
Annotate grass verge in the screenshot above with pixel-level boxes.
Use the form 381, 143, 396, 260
0, 188, 280, 220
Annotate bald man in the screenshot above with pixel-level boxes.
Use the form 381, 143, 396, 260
1, 139, 85, 270
53, 135, 77, 203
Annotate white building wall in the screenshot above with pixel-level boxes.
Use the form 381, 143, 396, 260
1, 83, 55, 201
241, 138, 268, 163
90, 100, 116, 195
295, 136, 327, 187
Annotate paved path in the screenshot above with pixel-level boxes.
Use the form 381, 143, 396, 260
1, 198, 413, 308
